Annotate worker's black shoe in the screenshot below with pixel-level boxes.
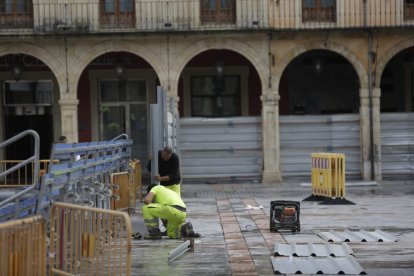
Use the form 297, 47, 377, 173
181, 222, 201, 238
143, 233, 162, 240
181, 222, 194, 238
161, 230, 168, 236
144, 229, 162, 240
132, 232, 142, 239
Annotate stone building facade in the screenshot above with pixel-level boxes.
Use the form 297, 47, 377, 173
0, 0, 413, 183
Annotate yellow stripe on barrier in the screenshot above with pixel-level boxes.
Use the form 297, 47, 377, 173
0, 216, 46, 276
311, 153, 346, 199
49, 202, 132, 276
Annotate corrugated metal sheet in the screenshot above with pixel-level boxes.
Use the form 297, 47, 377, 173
274, 242, 354, 257
280, 114, 361, 180
380, 113, 414, 180
270, 255, 366, 275
179, 117, 262, 183
317, 229, 398, 242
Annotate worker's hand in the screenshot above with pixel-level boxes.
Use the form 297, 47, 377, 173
154, 175, 161, 182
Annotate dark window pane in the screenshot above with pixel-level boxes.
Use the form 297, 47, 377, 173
104, 0, 115, 12
127, 81, 147, 101
120, 0, 133, 12
16, 0, 25, 13
190, 75, 241, 117
208, 0, 216, 10
100, 81, 126, 101
321, 0, 335, 8
303, 0, 316, 8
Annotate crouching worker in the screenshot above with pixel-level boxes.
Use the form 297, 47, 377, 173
143, 184, 198, 239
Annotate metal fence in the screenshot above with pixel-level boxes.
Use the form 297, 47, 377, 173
0, 135, 133, 222
1, 0, 414, 34
0, 159, 57, 187
49, 202, 132, 276
0, 216, 46, 276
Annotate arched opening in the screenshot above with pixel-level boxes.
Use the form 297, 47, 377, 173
77, 51, 159, 167
278, 49, 361, 180
379, 47, 414, 179
380, 48, 414, 113
177, 49, 262, 183
178, 49, 261, 117
280, 50, 359, 115
0, 54, 59, 160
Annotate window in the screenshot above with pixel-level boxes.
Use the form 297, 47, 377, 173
100, 0, 135, 28
0, 0, 33, 28
201, 0, 236, 24
3, 80, 53, 106
302, 0, 336, 22
191, 76, 240, 117
404, 0, 414, 20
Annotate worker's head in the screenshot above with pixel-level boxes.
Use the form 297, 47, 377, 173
147, 183, 158, 194
161, 146, 173, 161
59, 135, 67, 143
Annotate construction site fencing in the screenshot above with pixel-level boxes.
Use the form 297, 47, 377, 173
0, 215, 46, 276
0, 133, 133, 222
311, 152, 346, 199
0, 159, 57, 187
49, 202, 132, 276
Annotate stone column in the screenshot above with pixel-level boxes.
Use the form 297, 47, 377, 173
372, 87, 382, 181
59, 98, 79, 143
261, 91, 282, 183
359, 88, 371, 180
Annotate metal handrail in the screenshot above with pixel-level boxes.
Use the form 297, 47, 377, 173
111, 133, 129, 141
0, 129, 40, 208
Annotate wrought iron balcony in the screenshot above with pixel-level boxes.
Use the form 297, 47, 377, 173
1, 0, 414, 35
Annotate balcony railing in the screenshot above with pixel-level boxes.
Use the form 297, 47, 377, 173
1, 0, 414, 34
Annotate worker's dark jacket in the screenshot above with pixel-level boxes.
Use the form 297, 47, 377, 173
147, 151, 181, 186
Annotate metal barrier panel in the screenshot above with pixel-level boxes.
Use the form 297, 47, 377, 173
129, 159, 142, 203
0, 216, 46, 276
0, 160, 57, 186
380, 113, 414, 180
49, 202, 132, 276
179, 116, 262, 183
280, 114, 360, 180
110, 172, 133, 212
311, 153, 345, 198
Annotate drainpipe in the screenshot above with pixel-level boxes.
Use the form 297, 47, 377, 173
368, 30, 375, 180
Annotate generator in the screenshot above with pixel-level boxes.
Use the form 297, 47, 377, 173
270, 200, 300, 232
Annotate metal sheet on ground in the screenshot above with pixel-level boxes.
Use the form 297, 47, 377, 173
270, 255, 366, 275
274, 242, 354, 257
317, 229, 399, 242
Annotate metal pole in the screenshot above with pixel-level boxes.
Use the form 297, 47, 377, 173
157, 86, 168, 147
168, 239, 194, 263
368, 30, 375, 180
150, 104, 159, 184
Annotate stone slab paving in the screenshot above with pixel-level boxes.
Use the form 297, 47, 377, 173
128, 181, 414, 275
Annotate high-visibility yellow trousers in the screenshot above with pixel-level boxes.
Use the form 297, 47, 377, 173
164, 183, 181, 196
143, 203, 186, 239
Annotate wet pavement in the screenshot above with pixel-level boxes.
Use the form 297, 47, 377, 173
129, 180, 414, 275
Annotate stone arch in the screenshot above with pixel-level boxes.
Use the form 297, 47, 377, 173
0, 42, 66, 93
375, 37, 414, 87
69, 39, 166, 93
170, 37, 269, 94
274, 41, 368, 91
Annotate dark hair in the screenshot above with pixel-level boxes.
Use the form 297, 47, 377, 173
147, 183, 158, 194
59, 135, 67, 142
162, 146, 172, 154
